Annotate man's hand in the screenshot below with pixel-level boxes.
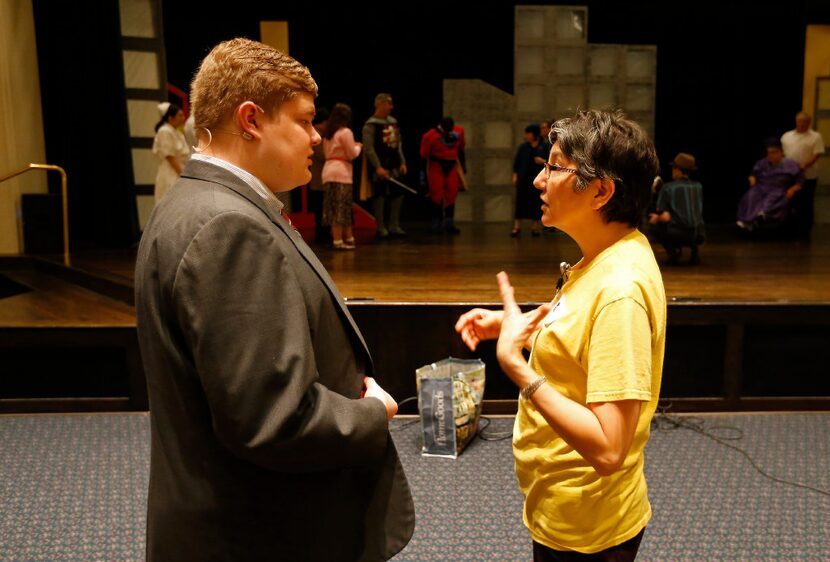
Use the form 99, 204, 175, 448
647, 213, 659, 225
376, 166, 391, 179
748, 175, 757, 188
455, 308, 504, 351
400, 163, 408, 175
362, 376, 398, 420
512, 173, 518, 188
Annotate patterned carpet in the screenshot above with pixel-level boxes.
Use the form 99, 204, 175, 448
0, 413, 827, 561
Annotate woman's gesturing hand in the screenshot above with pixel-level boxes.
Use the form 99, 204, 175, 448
495, 272, 552, 380
454, 308, 504, 351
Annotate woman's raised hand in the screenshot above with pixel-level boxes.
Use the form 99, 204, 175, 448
495, 272, 552, 372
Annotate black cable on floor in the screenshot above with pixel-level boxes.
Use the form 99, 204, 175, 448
653, 405, 830, 499
396, 396, 418, 408
477, 416, 513, 441
390, 396, 420, 432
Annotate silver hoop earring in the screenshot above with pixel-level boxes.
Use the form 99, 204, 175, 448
193, 127, 213, 152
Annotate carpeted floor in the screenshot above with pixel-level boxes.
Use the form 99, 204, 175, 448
0, 413, 827, 561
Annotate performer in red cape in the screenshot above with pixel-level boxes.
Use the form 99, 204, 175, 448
420, 117, 466, 233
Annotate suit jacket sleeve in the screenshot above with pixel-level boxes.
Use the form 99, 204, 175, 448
171, 210, 389, 473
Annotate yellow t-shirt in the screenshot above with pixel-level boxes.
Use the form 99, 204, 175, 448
513, 229, 666, 554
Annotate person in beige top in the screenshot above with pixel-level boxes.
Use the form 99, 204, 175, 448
151, 102, 189, 204
781, 111, 825, 239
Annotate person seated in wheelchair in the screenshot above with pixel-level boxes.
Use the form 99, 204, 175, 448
648, 153, 705, 265
736, 138, 804, 235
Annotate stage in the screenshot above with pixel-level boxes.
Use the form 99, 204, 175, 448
1, 224, 829, 413
51, 223, 830, 304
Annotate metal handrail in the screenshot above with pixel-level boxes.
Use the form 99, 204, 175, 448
0, 163, 70, 266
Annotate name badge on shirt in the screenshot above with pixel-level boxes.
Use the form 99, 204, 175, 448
543, 294, 568, 326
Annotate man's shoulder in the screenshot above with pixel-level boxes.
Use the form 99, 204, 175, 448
665, 178, 702, 190
782, 129, 823, 143
422, 128, 438, 140
150, 174, 268, 235
781, 129, 797, 141
753, 157, 768, 169
365, 116, 395, 126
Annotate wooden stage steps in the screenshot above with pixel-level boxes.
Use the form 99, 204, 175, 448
2, 225, 829, 413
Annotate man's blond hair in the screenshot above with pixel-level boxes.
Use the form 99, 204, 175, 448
190, 38, 318, 131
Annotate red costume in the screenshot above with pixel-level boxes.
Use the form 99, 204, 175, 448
420, 124, 465, 206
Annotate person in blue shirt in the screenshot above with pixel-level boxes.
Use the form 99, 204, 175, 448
648, 153, 705, 265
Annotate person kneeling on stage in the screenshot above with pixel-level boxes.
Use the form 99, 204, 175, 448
420, 116, 466, 233
648, 152, 705, 265
456, 109, 664, 561
736, 137, 804, 234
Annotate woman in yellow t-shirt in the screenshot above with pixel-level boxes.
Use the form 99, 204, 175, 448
456, 109, 665, 561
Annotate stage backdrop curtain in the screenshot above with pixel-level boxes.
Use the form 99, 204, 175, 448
0, 0, 48, 254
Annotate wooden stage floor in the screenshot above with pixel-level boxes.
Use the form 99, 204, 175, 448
38, 223, 830, 307
3, 224, 830, 413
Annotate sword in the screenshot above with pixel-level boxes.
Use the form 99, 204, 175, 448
385, 176, 419, 195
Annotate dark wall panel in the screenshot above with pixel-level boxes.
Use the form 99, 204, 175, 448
32, 1, 139, 250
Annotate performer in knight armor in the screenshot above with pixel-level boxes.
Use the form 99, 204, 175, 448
363, 93, 408, 238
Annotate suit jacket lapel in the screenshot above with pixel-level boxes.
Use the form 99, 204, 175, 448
181, 160, 373, 364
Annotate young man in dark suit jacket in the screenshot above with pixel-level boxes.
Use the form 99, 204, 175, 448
134, 38, 414, 561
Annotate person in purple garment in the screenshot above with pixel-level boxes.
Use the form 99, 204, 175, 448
736, 137, 804, 232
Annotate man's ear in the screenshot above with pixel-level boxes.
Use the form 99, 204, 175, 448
234, 101, 261, 140
591, 178, 616, 211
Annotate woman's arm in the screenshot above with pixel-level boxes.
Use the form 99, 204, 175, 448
502, 357, 641, 475
166, 155, 183, 175
340, 128, 362, 160
495, 271, 644, 476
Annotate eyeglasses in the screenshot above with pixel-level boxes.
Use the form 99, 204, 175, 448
543, 162, 579, 180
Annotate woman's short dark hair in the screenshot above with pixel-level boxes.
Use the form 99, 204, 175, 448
155, 103, 182, 133
324, 103, 352, 140
524, 123, 541, 139
550, 109, 659, 227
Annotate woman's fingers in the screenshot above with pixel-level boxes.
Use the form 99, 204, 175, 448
456, 310, 482, 350
461, 329, 479, 351
497, 271, 520, 313
525, 303, 553, 332
454, 309, 479, 332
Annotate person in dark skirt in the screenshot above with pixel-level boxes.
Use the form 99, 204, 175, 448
512, 123, 548, 237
